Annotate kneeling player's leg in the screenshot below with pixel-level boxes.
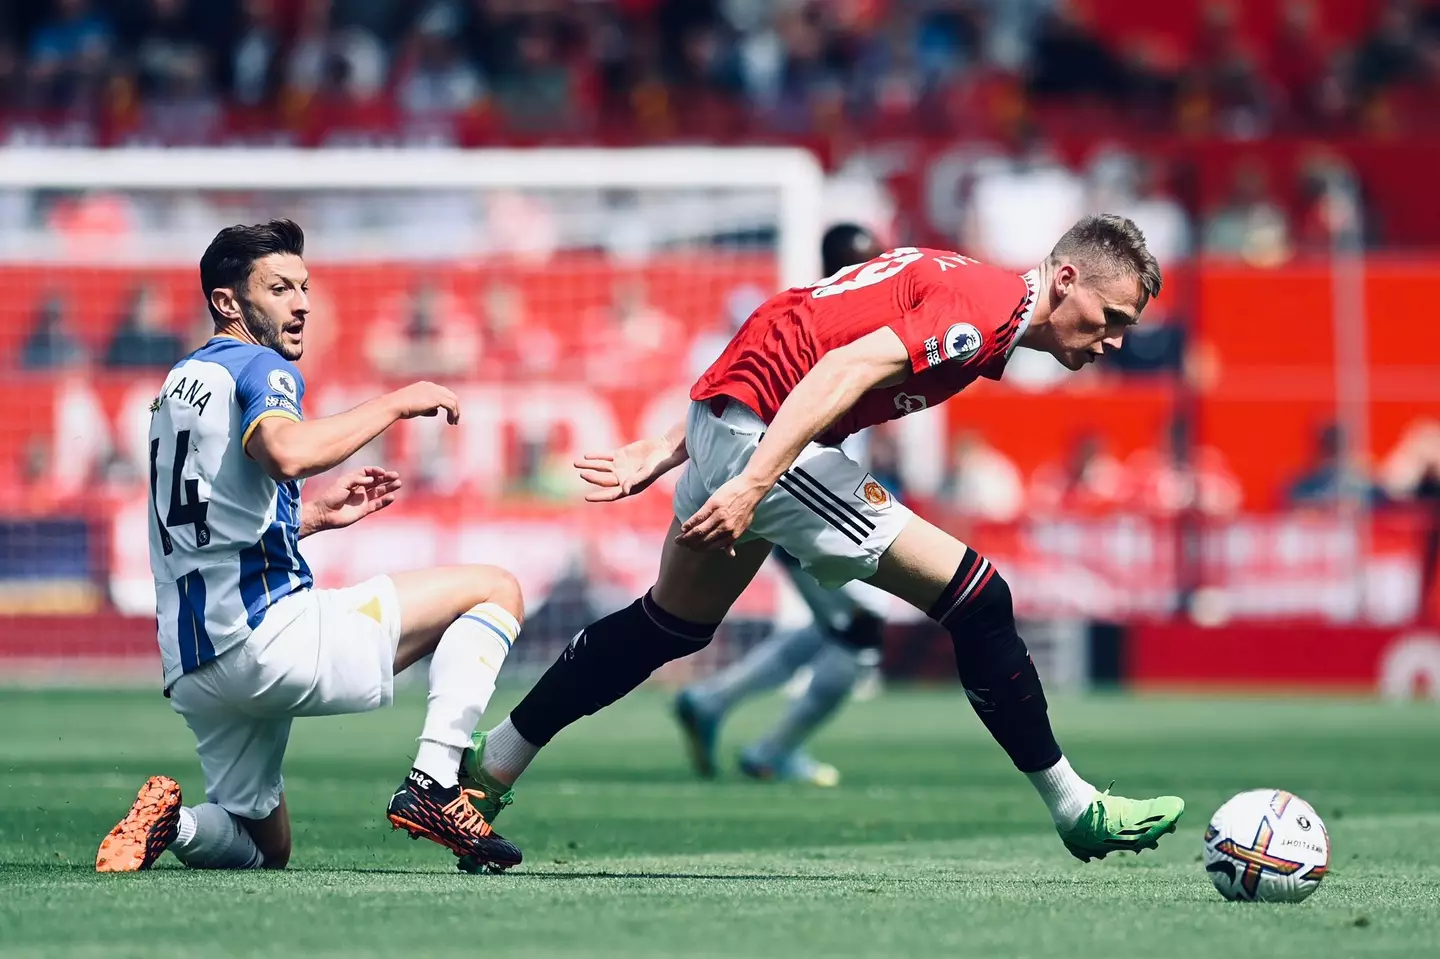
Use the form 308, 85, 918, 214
379, 565, 527, 869
480, 521, 772, 787
869, 515, 1183, 857
387, 565, 525, 788
170, 795, 288, 871
166, 699, 291, 870
233, 796, 291, 868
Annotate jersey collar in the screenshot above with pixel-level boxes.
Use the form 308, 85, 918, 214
1005, 269, 1039, 360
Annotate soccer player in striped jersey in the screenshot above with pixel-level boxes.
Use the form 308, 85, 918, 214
460, 214, 1186, 867
97, 220, 525, 875
674, 224, 891, 787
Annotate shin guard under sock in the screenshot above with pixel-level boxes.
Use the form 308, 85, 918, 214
510, 591, 717, 746
929, 549, 1062, 774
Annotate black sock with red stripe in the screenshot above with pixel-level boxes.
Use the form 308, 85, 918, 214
929, 548, 1062, 773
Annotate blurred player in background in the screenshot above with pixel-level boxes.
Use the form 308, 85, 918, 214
460, 214, 1186, 867
674, 224, 889, 788
96, 220, 525, 875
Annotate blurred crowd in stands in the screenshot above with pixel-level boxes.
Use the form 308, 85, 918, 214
1, 1, 1433, 264
3, 0, 1440, 138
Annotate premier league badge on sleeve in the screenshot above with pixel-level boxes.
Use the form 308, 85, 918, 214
942, 323, 983, 362
268, 368, 299, 402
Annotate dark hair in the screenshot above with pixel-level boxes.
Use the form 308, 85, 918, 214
199, 218, 306, 323
821, 223, 884, 276
1048, 214, 1162, 310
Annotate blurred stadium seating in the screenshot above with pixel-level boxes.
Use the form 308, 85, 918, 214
1, 0, 1438, 694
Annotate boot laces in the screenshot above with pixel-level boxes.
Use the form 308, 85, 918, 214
442, 788, 493, 837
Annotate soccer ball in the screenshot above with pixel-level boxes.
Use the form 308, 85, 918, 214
1203, 789, 1329, 902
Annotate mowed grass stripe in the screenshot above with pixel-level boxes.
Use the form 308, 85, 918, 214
0, 687, 1437, 958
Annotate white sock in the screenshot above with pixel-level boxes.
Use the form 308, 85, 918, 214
1026, 755, 1097, 829
415, 602, 520, 788
479, 716, 540, 786
175, 805, 198, 846
169, 803, 264, 869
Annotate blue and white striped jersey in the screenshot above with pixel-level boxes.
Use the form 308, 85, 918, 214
147, 336, 313, 688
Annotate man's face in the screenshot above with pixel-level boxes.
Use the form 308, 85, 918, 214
239, 253, 309, 361
1044, 264, 1141, 371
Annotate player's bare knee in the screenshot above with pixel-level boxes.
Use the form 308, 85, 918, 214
929, 551, 1015, 633
472, 564, 524, 625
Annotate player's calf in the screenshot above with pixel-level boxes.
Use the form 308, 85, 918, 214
389, 564, 524, 793
927, 547, 1186, 856
744, 638, 861, 776
170, 802, 269, 869
512, 590, 718, 746
929, 548, 1062, 774
478, 590, 720, 787
926, 547, 1104, 832
412, 596, 523, 787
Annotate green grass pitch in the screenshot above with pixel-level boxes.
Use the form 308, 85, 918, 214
2, 685, 1438, 958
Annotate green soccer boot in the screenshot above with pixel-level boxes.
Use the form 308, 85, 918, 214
1058, 789, 1184, 862
455, 731, 517, 874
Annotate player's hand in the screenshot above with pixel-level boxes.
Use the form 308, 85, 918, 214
676, 474, 769, 554
391, 381, 460, 424
307, 467, 402, 534
575, 436, 684, 503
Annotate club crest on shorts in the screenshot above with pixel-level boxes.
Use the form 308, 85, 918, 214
943, 323, 983, 362
854, 473, 892, 512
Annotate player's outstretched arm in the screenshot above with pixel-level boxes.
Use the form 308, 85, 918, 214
574, 420, 688, 503
677, 328, 910, 552
247, 381, 459, 481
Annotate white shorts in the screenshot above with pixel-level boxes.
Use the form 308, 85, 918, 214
775, 547, 890, 631
674, 399, 912, 589
168, 575, 403, 820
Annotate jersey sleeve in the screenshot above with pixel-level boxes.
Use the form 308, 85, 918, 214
235, 351, 306, 450
896, 268, 1029, 380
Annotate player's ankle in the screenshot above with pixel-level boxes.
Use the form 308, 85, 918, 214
413, 740, 464, 789
174, 805, 198, 847
1027, 756, 1095, 830
480, 717, 540, 785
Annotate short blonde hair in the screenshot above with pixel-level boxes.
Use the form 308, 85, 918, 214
1048, 214, 1162, 310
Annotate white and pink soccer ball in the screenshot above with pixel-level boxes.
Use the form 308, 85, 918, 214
1203, 789, 1330, 903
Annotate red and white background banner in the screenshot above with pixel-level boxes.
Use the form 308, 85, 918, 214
1126, 623, 1440, 697
2, 253, 1439, 675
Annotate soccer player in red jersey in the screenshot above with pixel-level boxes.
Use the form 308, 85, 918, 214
674, 223, 892, 788
460, 214, 1185, 863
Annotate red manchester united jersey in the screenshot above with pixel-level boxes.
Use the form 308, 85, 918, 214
691, 248, 1038, 443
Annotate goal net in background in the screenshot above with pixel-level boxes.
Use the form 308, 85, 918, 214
0, 147, 824, 682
